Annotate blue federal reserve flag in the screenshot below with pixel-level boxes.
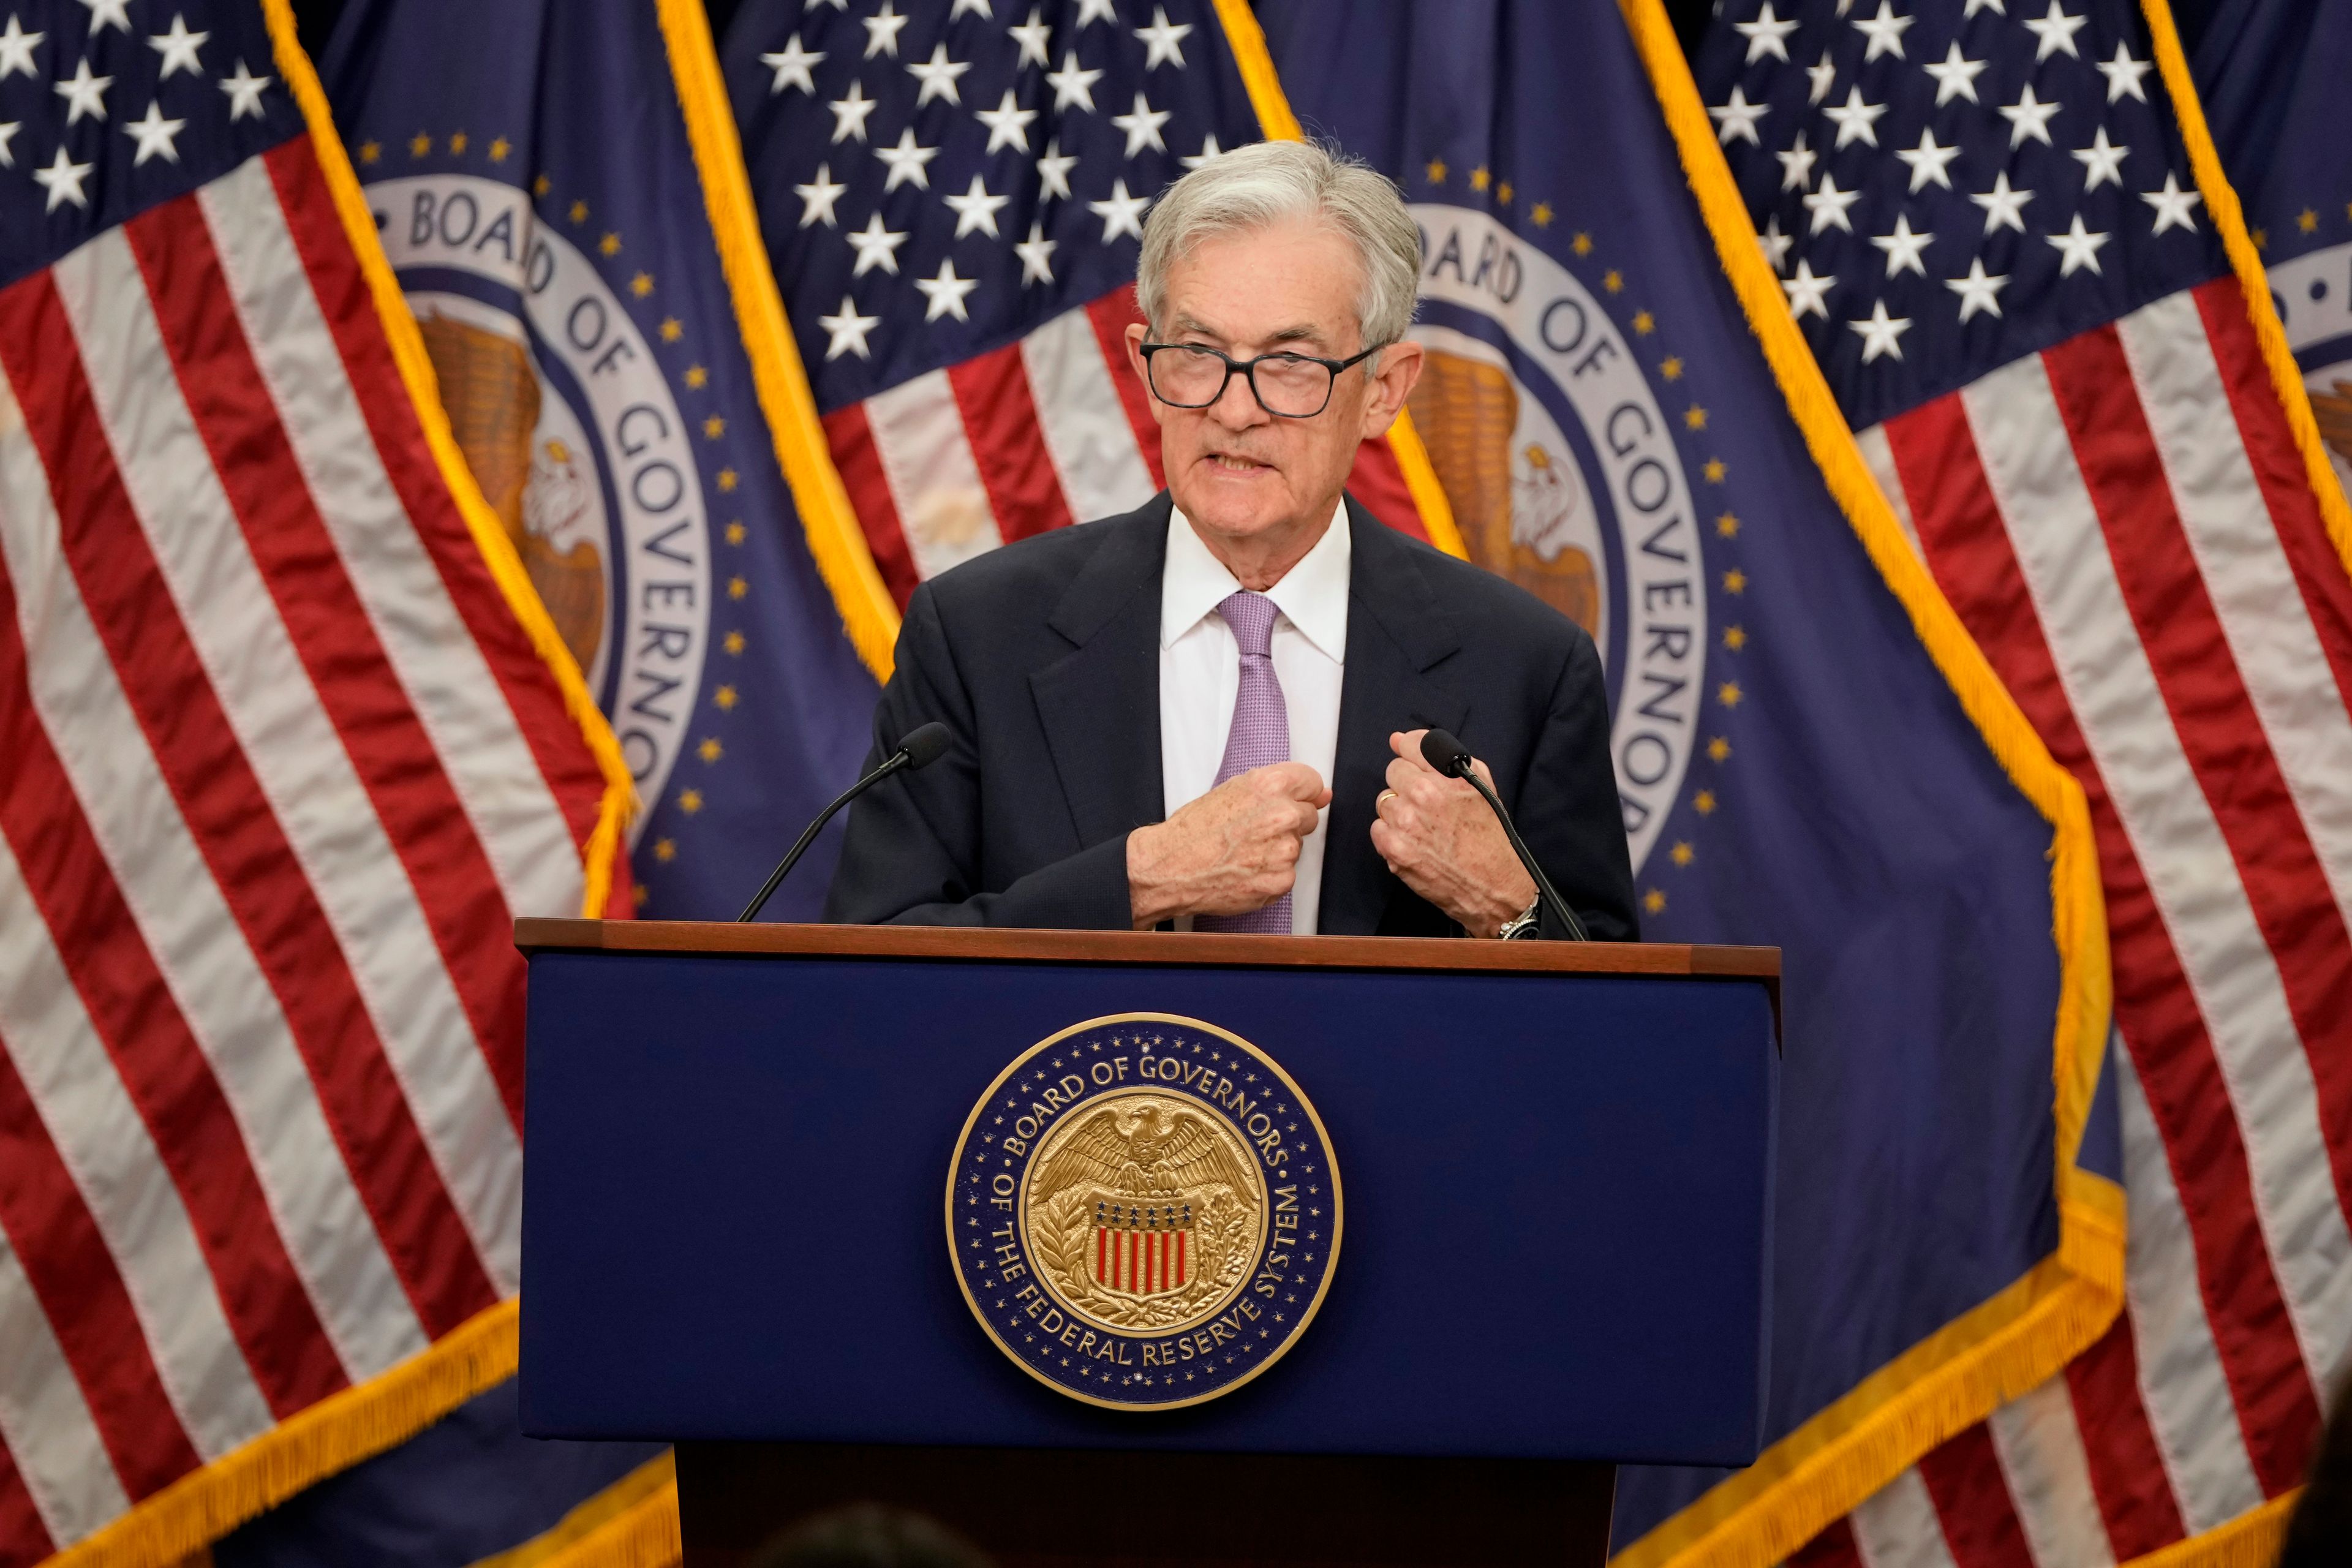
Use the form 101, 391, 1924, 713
2193, 0, 2352, 502
322, 0, 880, 924
1259, 2, 2122, 1562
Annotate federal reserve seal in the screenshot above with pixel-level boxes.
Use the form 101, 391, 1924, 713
946, 1014, 1341, 1410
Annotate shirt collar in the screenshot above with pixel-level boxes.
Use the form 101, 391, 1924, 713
1161, 498, 1351, 662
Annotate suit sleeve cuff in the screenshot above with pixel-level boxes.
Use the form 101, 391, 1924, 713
981, 834, 1136, 930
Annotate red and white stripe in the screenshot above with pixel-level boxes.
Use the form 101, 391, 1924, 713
822, 283, 1442, 609
1829, 274, 2352, 1563
0, 137, 614, 1562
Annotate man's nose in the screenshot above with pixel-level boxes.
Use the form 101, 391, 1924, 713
1208, 367, 1270, 428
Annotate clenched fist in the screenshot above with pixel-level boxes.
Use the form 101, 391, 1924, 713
1370, 730, 1537, 938
1127, 762, 1331, 929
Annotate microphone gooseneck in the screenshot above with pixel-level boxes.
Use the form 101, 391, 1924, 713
736, 722, 953, 922
1419, 727, 1589, 942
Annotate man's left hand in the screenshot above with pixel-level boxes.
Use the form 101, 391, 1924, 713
1369, 730, 1539, 938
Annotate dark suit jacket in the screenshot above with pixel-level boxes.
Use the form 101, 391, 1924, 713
824, 493, 1638, 940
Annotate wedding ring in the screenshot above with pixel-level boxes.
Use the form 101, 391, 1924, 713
1377, 788, 1399, 810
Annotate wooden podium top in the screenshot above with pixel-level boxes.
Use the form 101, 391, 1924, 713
516, 918, 1778, 1014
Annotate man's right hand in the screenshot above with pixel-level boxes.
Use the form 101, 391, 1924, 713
1126, 763, 1330, 930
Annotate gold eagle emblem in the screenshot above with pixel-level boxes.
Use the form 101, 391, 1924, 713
1409, 349, 1602, 637
417, 313, 607, 677
2312, 379, 2352, 478
1023, 1093, 1265, 1335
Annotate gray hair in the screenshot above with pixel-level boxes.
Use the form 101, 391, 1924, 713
1136, 140, 1420, 368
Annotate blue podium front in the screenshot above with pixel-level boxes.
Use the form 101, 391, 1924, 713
515, 922, 1777, 1471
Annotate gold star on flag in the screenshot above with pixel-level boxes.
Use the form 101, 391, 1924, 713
600, 232, 621, 255
533, 173, 551, 195
1603, 270, 1624, 293
1633, 311, 1656, 334
1531, 202, 1553, 227
703, 416, 725, 439
2299, 208, 2319, 233
725, 521, 747, 545
655, 838, 677, 862
410, 133, 431, 157
728, 576, 747, 600
1643, 888, 1667, 914
1572, 232, 1594, 255
724, 630, 745, 655
631, 272, 654, 296
570, 199, 589, 222
1685, 405, 1708, 429
685, 365, 709, 388
1724, 625, 1747, 650
1661, 356, 1683, 380
359, 140, 380, 163
1723, 568, 1747, 594
699, 737, 724, 763
1718, 681, 1743, 707
450, 131, 469, 154
1704, 458, 1727, 482
1425, 157, 1447, 184
660, 317, 683, 342
1496, 180, 1513, 205
715, 685, 739, 710
2253, 227, 2267, 250
1708, 736, 1732, 763
489, 137, 510, 161
1670, 842, 1694, 867
1694, 790, 1717, 815
632, 884, 650, 908
679, 790, 704, 815
1470, 165, 1490, 190
1716, 511, 1739, 537
718, 469, 738, 492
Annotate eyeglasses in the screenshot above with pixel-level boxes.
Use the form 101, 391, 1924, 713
1136, 342, 1384, 419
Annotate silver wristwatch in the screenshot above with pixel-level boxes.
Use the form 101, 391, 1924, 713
1497, 898, 1542, 940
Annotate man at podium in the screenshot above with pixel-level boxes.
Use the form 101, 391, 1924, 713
826, 141, 1636, 942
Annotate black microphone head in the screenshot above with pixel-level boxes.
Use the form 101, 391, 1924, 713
1420, 727, 1474, 778
898, 722, 952, 771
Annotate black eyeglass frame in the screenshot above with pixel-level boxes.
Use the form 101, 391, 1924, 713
1136, 341, 1385, 418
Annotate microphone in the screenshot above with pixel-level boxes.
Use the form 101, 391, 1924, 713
736, 722, 952, 922
1419, 728, 1589, 942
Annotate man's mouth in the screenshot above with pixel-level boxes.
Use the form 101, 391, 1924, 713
1205, 452, 1272, 473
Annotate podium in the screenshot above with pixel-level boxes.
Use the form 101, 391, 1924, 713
515, 921, 1778, 1567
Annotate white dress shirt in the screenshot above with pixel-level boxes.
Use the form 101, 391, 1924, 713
1159, 500, 1350, 934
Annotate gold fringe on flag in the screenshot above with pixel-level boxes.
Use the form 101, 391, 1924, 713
2138, 0, 2352, 582
264, 0, 638, 917
47, 1302, 519, 1568
466, 1454, 680, 1568
654, 0, 903, 684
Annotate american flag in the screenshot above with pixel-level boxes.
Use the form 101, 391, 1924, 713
0, 2, 627, 1561
1696, 1, 2352, 1563
723, 0, 1448, 606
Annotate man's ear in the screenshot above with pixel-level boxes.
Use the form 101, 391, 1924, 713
1124, 322, 1170, 431
1358, 339, 1426, 440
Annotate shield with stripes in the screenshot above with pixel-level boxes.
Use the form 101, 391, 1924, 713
1091, 1198, 1194, 1300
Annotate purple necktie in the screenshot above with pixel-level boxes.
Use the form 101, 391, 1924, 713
1197, 591, 1293, 934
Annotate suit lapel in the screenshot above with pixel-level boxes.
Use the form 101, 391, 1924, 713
1030, 500, 1171, 848
1320, 500, 1469, 934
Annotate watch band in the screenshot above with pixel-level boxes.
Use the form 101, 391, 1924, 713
1498, 898, 1543, 940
